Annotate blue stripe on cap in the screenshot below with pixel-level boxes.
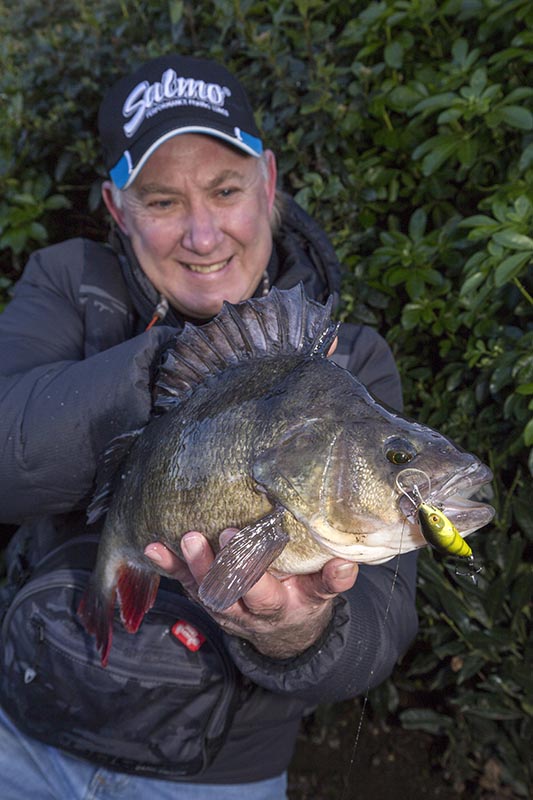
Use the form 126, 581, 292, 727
109, 152, 133, 189
236, 129, 263, 155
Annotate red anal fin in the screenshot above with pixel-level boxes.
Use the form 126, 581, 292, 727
78, 581, 116, 668
117, 564, 160, 634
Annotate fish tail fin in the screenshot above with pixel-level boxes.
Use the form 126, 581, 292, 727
78, 561, 160, 666
78, 577, 116, 668
116, 563, 160, 633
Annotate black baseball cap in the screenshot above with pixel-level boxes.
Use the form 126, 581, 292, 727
98, 54, 263, 189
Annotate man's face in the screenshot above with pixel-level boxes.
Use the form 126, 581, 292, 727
103, 134, 277, 319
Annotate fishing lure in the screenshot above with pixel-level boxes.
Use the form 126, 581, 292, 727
394, 468, 481, 585
416, 502, 473, 559
395, 468, 474, 559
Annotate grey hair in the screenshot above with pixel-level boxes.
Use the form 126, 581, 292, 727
109, 180, 124, 210
109, 151, 283, 232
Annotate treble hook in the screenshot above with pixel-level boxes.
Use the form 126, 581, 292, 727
454, 555, 483, 585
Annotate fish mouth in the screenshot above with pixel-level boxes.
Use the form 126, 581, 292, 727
398, 460, 495, 535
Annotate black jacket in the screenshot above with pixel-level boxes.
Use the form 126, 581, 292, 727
0, 197, 418, 783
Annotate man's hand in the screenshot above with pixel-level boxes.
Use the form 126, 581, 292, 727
145, 531, 358, 659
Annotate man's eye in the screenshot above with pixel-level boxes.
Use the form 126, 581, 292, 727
143, 196, 176, 210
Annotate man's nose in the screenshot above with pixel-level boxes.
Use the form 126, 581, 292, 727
181, 201, 224, 254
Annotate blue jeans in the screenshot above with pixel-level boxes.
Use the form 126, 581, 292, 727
0, 706, 287, 800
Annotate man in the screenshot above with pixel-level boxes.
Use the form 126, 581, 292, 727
0, 54, 418, 798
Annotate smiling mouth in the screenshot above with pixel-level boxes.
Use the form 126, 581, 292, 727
187, 258, 231, 274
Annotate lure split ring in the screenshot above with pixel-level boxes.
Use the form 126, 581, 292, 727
395, 468, 433, 511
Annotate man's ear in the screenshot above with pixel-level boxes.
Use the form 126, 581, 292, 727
101, 181, 129, 234
263, 149, 278, 214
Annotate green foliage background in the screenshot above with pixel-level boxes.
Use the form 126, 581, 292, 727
0, 0, 531, 796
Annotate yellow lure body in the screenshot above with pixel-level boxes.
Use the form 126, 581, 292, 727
417, 502, 473, 558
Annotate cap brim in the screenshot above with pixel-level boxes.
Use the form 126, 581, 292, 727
110, 126, 263, 189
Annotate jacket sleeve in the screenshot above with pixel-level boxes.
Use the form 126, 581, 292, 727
0, 242, 175, 524
224, 322, 419, 701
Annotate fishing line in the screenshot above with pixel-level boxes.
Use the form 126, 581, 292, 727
339, 519, 406, 800
340, 468, 433, 799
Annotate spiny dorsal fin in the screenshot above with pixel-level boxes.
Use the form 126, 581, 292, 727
154, 284, 338, 412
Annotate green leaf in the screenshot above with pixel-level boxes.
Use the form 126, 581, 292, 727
460, 272, 485, 296
457, 654, 487, 683
502, 87, 533, 104
168, 0, 184, 25
421, 140, 457, 175
492, 230, 533, 250
518, 142, 533, 171
523, 417, 533, 446
410, 92, 457, 115
28, 222, 48, 241
386, 85, 424, 111
408, 208, 427, 241
384, 41, 404, 69
0, 230, 28, 254
513, 195, 532, 219
462, 703, 523, 721
457, 138, 477, 167
470, 67, 488, 94
401, 303, 422, 330
498, 105, 533, 130
400, 708, 454, 735
451, 38, 468, 65
459, 215, 499, 228
494, 252, 531, 287
44, 194, 71, 210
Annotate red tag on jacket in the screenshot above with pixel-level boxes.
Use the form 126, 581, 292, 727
171, 620, 206, 652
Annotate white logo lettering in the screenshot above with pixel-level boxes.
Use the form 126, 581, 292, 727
122, 69, 232, 138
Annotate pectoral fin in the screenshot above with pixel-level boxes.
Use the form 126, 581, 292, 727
198, 507, 289, 612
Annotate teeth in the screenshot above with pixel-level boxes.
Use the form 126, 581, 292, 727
187, 259, 229, 274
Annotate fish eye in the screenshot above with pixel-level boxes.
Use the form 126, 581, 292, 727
384, 437, 417, 465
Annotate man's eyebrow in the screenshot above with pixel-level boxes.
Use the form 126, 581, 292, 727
136, 170, 248, 197
135, 184, 181, 197
205, 169, 247, 189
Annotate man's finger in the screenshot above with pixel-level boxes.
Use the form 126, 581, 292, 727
238, 571, 286, 618
180, 531, 214, 583
327, 336, 338, 356
219, 528, 238, 547
144, 541, 198, 594
144, 542, 179, 572
319, 559, 359, 595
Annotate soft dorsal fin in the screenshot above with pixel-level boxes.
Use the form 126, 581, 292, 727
154, 284, 338, 412
87, 428, 145, 523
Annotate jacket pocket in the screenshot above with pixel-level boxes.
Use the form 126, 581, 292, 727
0, 551, 239, 779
